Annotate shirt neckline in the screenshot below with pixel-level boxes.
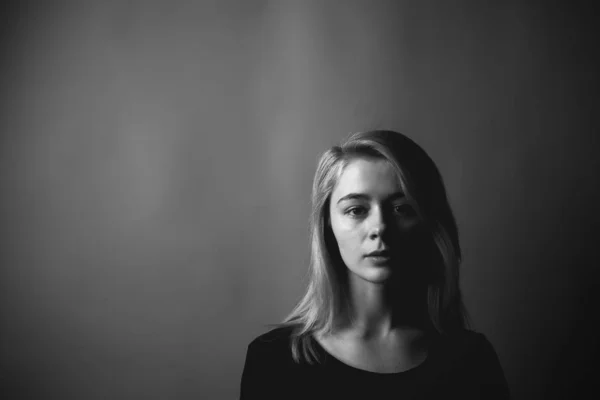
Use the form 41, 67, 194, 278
311, 334, 433, 377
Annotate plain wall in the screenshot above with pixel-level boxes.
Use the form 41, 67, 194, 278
1, 1, 597, 399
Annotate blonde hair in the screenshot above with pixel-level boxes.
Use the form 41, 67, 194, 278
276, 130, 470, 363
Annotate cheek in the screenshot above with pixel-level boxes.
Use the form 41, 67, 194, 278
331, 217, 364, 259
396, 224, 431, 256
394, 217, 420, 233
392, 217, 421, 237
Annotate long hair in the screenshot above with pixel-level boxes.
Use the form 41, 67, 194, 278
277, 130, 470, 364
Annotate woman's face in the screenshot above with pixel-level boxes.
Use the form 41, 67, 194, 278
328, 156, 423, 284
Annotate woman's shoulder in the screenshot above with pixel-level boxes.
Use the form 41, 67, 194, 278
435, 328, 509, 392
431, 327, 503, 369
439, 327, 487, 342
250, 324, 295, 343
246, 324, 298, 356
435, 328, 495, 351
240, 325, 307, 398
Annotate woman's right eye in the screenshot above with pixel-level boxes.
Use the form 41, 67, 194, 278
346, 207, 367, 217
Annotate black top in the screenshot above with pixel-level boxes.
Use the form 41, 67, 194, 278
240, 325, 510, 400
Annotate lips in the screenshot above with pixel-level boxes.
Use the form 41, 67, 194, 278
365, 249, 391, 257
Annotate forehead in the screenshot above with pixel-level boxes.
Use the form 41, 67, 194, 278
331, 157, 402, 199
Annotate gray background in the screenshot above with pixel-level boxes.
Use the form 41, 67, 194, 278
1, 1, 597, 399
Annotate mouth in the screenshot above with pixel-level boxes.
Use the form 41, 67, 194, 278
365, 249, 391, 258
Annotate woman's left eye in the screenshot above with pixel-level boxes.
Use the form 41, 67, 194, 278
394, 205, 414, 216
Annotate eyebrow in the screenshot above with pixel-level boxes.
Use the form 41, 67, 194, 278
336, 192, 405, 204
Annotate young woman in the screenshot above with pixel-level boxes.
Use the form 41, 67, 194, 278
240, 130, 510, 399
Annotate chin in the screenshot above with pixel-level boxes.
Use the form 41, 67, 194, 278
350, 266, 395, 284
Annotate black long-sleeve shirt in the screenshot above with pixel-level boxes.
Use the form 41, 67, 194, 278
240, 326, 510, 400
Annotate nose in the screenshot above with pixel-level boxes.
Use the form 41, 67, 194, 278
368, 207, 388, 239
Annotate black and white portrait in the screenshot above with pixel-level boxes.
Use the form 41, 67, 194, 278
1, 1, 597, 399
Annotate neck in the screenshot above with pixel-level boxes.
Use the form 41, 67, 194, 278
340, 273, 429, 340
